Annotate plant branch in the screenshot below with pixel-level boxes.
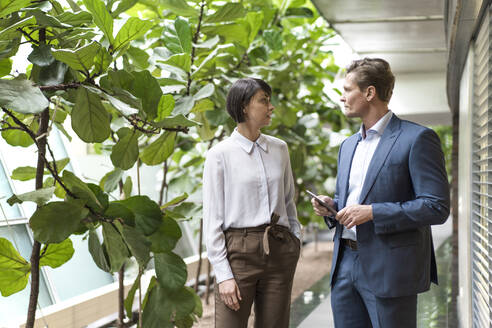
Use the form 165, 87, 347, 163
18, 28, 39, 45
186, 0, 206, 95
126, 115, 190, 134
38, 83, 81, 91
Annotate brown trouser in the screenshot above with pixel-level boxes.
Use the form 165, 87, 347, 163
215, 224, 300, 328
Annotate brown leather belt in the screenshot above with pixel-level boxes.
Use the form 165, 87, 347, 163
341, 238, 358, 251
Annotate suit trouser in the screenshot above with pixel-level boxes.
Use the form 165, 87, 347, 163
214, 225, 300, 328
331, 245, 417, 328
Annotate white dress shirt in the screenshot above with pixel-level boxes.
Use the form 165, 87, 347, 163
203, 129, 301, 283
342, 111, 393, 241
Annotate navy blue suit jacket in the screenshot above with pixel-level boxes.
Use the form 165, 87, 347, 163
328, 115, 450, 298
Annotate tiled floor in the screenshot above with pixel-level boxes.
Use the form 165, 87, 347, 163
291, 218, 454, 327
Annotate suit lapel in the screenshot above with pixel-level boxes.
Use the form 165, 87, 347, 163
339, 134, 361, 208
358, 115, 402, 204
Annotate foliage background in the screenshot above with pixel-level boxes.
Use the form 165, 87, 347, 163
0, 0, 354, 326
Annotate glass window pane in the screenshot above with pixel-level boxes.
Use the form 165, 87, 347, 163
0, 225, 52, 325
44, 233, 114, 301
0, 159, 22, 220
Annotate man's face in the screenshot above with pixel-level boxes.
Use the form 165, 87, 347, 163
341, 72, 369, 118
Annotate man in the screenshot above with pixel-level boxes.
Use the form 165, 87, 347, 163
312, 58, 450, 328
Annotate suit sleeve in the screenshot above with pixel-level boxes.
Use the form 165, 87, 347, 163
371, 128, 450, 234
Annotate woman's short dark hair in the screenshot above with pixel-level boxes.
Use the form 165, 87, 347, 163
226, 78, 272, 123
347, 58, 395, 103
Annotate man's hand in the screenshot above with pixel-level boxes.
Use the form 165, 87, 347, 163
311, 195, 335, 216
336, 205, 373, 229
218, 278, 242, 311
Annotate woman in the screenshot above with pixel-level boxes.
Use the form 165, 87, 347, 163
203, 78, 301, 328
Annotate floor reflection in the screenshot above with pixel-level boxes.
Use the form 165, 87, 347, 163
290, 237, 455, 327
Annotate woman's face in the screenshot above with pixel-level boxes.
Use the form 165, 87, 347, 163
243, 90, 275, 129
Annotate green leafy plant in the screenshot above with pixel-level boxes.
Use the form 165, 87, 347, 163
0, 0, 349, 327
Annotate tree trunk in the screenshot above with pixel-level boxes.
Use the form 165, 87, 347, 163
118, 264, 125, 328
26, 108, 50, 328
194, 219, 203, 292
205, 259, 211, 305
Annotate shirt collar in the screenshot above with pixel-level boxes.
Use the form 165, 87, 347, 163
358, 110, 393, 139
231, 129, 268, 153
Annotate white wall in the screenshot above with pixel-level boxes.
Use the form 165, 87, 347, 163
390, 72, 452, 126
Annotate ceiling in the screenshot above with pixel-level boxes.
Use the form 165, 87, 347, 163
311, 0, 451, 125
312, 0, 447, 75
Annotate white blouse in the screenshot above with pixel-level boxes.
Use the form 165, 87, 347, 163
203, 129, 301, 283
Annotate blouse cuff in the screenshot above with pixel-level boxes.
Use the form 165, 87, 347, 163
213, 259, 234, 284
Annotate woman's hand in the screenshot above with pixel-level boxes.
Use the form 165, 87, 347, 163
218, 278, 242, 311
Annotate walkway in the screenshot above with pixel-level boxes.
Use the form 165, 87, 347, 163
291, 217, 453, 327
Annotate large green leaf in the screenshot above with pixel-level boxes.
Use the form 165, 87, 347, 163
119, 195, 162, 236
114, 17, 152, 52
0, 79, 49, 114
126, 46, 149, 69
112, 0, 138, 17
104, 202, 135, 226
72, 87, 111, 143
7, 187, 55, 207
0, 16, 34, 41
193, 83, 214, 101
99, 168, 123, 192
83, 0, 114, 43
56, 11, 93, 26
163, 17, 192, 55
30, 200, 89, 243
158, 53, 190, 72
160, 0, 197, 17
140, 132, 176, 166
142, 283, 173, 328
102, 222, 130, 272
88, 229, 111, 272
11, 158, 69, 181
111, 128, 140, 170
172, 286, 197, 321
171, 96, 194, 116
201, 23, 249, 48
205, 3, 246, 23
124, 269, 142, 319
154, 251, 187, 291
63, 170, 103, 212
161, 193, 188, 210
152, 114, 200, 129
195, 112, 215, 141
51, 41, 100, 73
0, 238, 30, 297
39, 238, 75, 268
148, 215, 182, 253
157, 94, 175, 121
11, 166, 38, 181
0, 0, 31, 18
93, 46, 112, 75
0, 58, 12, 77
130, 70, 162, 120
263, 29, 283, 51
120, 224, 150, 266
246, 11, 263, 44
31, 60, 68, 87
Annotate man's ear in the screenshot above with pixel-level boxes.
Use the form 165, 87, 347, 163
366, 86, 376, 101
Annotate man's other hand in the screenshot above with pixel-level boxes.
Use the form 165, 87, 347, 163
336, 205, 373, 228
